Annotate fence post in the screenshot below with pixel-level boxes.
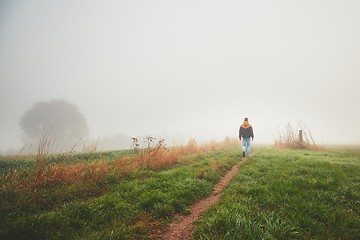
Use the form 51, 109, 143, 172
299, 130, 303, 142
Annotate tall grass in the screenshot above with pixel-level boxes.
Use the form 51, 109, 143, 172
1, 136, 238, 192
194, 147, 360, 239
275, 122, 322, 150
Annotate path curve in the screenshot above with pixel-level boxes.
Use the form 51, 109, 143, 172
157, 156, 249, 239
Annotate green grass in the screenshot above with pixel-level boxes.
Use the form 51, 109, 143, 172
0, 147, 241, 239
194, 147, 360, 240
2, 146, 359, 239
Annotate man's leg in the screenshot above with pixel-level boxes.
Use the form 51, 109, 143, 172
242, 140, 246, 157
246, 138, 251, 156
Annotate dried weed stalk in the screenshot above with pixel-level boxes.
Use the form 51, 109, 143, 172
275, 122, 323, 150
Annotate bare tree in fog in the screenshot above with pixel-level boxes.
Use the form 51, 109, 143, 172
19, 99, 88, 153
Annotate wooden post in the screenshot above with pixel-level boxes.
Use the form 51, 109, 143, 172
299, 130, 303, 142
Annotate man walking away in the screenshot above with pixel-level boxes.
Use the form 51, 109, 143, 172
239, 117, 254, 157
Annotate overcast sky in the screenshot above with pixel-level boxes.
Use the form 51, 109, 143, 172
1, 0, 360, 152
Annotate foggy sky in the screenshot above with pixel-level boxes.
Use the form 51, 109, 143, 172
1, 0, 360, 153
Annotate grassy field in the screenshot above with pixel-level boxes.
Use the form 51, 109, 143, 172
194, 147, 360, 240
1, 143, 359, 239
0, 141, 241, 239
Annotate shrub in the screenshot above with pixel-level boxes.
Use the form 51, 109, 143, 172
275, 122, 322, 150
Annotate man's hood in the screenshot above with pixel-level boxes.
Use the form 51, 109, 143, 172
241, 121, 251, 129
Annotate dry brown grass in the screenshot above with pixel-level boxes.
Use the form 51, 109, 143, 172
2, 137, 239, 192
2, 162, 110, 191
275, 122, 323, 151
131, 138, 237, 170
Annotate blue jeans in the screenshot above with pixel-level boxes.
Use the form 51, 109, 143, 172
242, 138, 251, 156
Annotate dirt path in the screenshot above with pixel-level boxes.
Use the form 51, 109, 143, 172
156, 156, 249, 240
